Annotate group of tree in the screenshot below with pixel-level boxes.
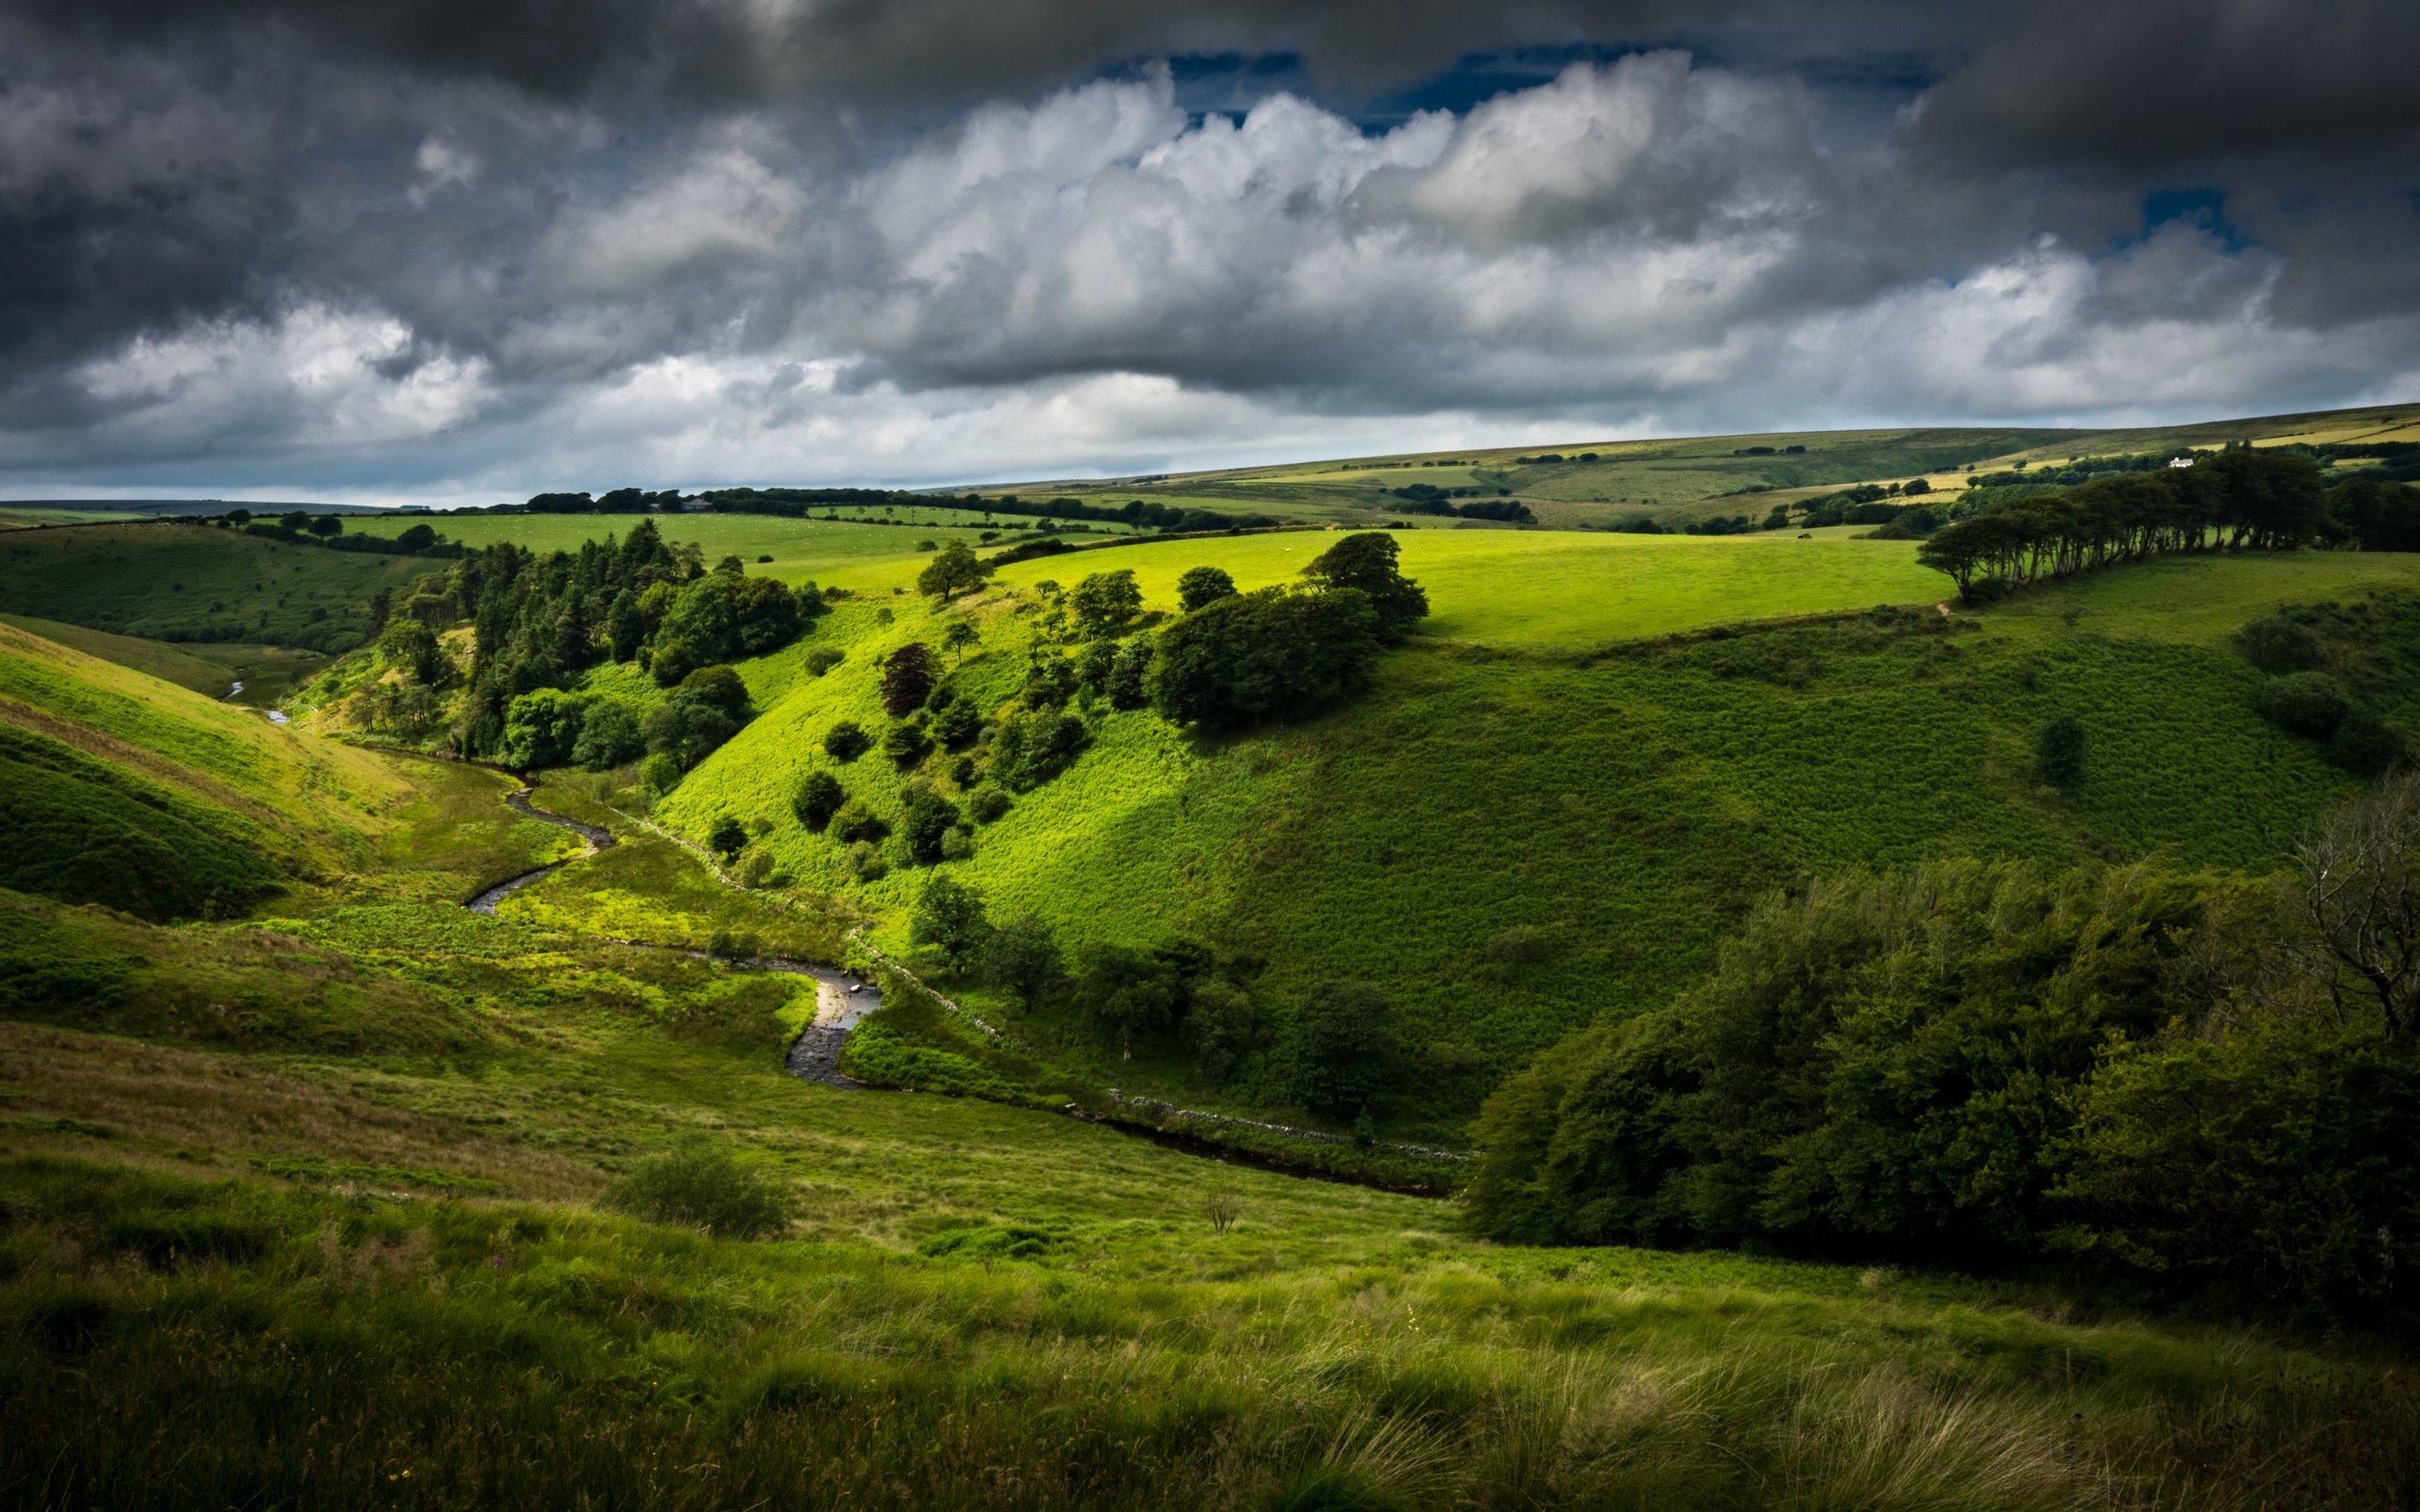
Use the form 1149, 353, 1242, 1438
2236, 608, 2412, 777
518, 489, 686, 514
204, 510, 461, 558
374, 518, 821, 765
694, 486, 1278, 535
1917, 452, 2420, 598
1146, 531, 1426, 732
1466, 773, 2420, 1322
907, 877, 1399, 1111
1388, 484, 1535, 523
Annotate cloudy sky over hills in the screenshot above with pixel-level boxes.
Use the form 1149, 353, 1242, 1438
4, 0, 2416, 503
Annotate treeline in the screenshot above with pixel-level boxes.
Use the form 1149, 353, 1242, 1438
200, 510, 463, 558
1467, 774, 2420, 1322
1388, 484, 1535, 522
1917, 451, 2420, 597
374, 519, 822, 765
700, 487, 1279, 535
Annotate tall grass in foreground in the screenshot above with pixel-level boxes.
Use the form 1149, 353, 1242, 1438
4, 1160, 2413, 1511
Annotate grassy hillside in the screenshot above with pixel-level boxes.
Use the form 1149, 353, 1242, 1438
1, 613, 329, 705
648, 534, 2408, 1137
0, 521, 441, 649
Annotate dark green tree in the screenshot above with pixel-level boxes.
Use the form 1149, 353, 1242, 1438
1177, 564, 1237, 612
823, 721, 871, 762
897, 782, 961, 865
1069, 569, 1143, 638
1148, 588, 1380, 730
909, 872, 991, 977
2035, 715, 2087, 791
881, 643, 937, 716
917, 541, 990, 600
1106, 638, 1152, 711
1301, 532, 1427, 643
980, 912, 1063, 1011
606, 589, 646, 662
1291, 980, 1397, 1119
791, 770, 845, 832
706, 815, 749, 861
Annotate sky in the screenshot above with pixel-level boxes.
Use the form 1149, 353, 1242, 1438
2, 0, 2417, 506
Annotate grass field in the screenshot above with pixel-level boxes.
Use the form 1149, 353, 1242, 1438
994, 528, 1947, 646
0, 522, 441, 650
0, 507, 145, 528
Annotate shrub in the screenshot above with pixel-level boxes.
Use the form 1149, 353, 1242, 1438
897, 783, 962, 865
822, 721, 871, 762
965, 786, 1012, 824
2236, 613, 2324, 673
2035, 714, 2087, 791
735, 848, 779, 888
931, 697, 983, 748
2256, 672, 2351, 737
804, 645, 844, 677
829, 799, 889, 846
598, 1143, 794, 1239
791, 770, 845, 832
939, 826, 974, 861
844, 840, 888, 883
706, 815, 749, 860
990, 706, 1090, 790
2326, 708, 2410, 777
883, 717, 933, 768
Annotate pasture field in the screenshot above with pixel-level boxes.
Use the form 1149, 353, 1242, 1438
0, 522, 440, 650
1973, 549, 2420, 645
0, 507, 145, 528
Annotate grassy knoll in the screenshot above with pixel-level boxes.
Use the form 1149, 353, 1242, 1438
1973, 548, 2420, 646
0, 521, 440, 649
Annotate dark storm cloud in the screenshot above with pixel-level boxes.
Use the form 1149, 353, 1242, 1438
0, 0, 2415, 498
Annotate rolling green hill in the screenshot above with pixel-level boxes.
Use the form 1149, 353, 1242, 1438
0, 521, 442, 650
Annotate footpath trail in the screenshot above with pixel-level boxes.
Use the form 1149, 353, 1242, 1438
464, 785, 874, 1088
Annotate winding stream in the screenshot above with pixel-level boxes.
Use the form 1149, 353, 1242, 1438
466, 786, 876, 1088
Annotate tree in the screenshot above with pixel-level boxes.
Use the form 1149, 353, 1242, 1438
881, 643, 937, 716
1072, 943, 1180, 1059
931, 697, 983, 748
791, 770, 845, 832
2293, 772, 2420, 1039
884, 717, 933, 768
1148, 587, 1380, 730
500, 689, 587, 769
1301, 532, 1427, 643
2256, 673, 2352, 738
307, 514, 343, 537
2236, 613, 2323, 673
675, 664, 752, 725
1292, 980, 1397, 1119
980, 913, 1063, 1011
897, 782, 961, 865
2035, 715, 2087, 791
1069, 569, 1143, 638
378, 616, 443, 683
829, 798, 889, 846
1106, 638, 1152, 712
606, 589, 646, 662
571, 698, 645, 769
942, 617, 982, 664
917, 541, 990, 600
909, 873, 991, 978
1185, 978, 1259, 1081
823, 720, 871, 762
989, 705, 1090, 790
706, 814, 749, 862
1177, 565, 1237, 612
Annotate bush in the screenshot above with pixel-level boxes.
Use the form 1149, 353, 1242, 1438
598, 1143, 794, 1239
939, 826, 974, 861
706, 815, 749, 860
844, 840, 888, 882
883, 717, 933, 768
791, 770, 845, 832
829, 799, 889, 846
804, 645, 844, 677
2256, 672, 2352, 737
2327, 708, 2410, 776
965, 786, 1011, 824
735, 847, 779, 888
2035, 714, 2087, 791
931, 697, 983, 748
822, 721, 871, 762
2236, 613, 2324, 673
990, 705, 1090, 791
897, 783, 963, 865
